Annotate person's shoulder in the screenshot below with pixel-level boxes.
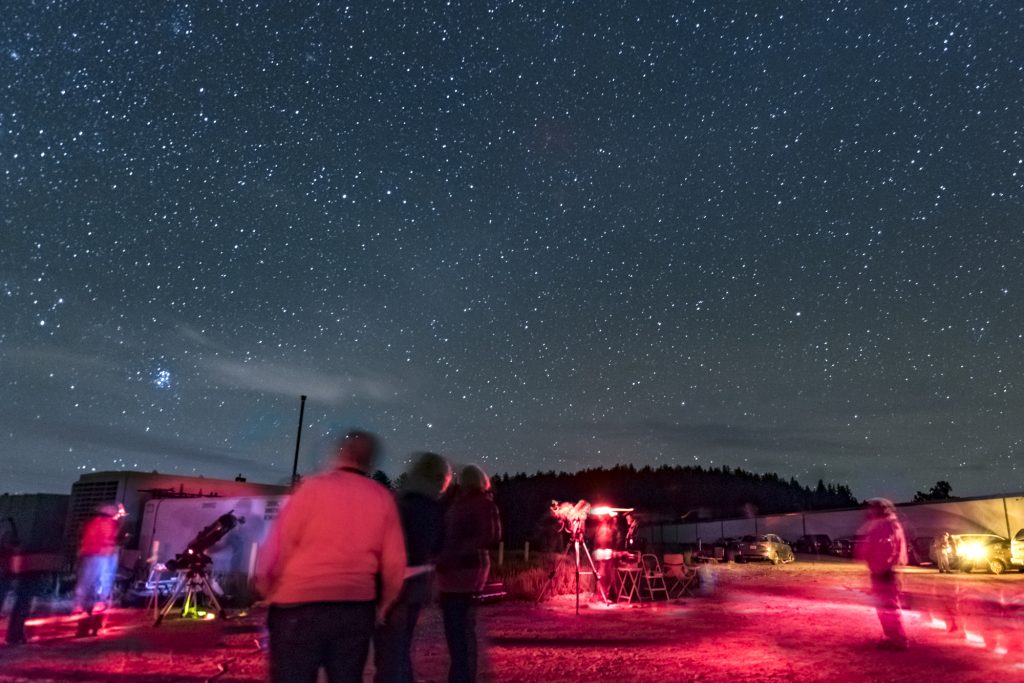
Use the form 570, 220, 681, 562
346, 472, 398, 500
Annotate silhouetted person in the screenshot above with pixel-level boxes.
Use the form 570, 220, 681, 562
256, 430, 406, 683
437, 465, 501, 683
859, 498, 909, 650
0, 517, 17, 617
374, 452, 451, 683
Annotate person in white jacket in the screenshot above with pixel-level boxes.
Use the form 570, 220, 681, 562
256, 430, 406, 683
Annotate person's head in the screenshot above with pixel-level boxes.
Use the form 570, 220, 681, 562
402, 451, 452, 499
97, 502, 126, 519
337, 430, 380, 473
458, 464, 491, 494
866, 497, 895, 520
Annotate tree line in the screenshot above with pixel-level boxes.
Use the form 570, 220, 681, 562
488, 464, 859, 548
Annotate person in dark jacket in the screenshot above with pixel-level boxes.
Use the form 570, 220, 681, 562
374, 452, 451, 683
436, 465, 501, 683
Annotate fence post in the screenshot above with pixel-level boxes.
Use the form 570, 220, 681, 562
524, 541, 530, 563
498, 541, 504, 566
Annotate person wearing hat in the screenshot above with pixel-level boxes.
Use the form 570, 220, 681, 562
73, 502, 125, 631
859, 498, 909, 650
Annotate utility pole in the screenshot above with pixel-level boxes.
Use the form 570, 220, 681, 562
291, 395, 307, 486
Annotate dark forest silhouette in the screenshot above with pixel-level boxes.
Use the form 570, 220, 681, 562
490, 464, 858, 548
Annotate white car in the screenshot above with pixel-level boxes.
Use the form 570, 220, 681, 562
1011, 528, 1024, 570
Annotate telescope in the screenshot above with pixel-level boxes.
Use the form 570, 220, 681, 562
154, 511, 244, 626
165, 511, 244, 574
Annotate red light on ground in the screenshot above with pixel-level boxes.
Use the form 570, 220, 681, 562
24, 613, 86, 627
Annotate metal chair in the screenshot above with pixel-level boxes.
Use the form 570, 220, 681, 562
662, 553, 698, 598
640, 554, 670, 601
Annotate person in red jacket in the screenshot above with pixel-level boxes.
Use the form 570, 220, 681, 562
436, 465, 501, 683
74, 503, 124, 617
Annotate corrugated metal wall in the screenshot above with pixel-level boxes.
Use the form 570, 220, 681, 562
649, 495, 1024, 546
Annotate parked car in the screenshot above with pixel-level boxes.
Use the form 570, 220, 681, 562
793, 534, 832, 554
738, 534, 795, 564
830, 535, 864, 558
697, 537, 741, 561
1012, 528, 1024, 570
953, 534, 1013, 574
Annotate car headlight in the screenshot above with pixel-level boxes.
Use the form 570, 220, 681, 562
958, 542, 987, 562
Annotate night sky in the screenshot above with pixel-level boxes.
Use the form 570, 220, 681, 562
3, 2, 1022, 502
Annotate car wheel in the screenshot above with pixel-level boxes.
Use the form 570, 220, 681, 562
960, 562, 973, 574
988, 559, 1006, 575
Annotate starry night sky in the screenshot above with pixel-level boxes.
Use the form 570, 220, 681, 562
2, 2, 1022, 501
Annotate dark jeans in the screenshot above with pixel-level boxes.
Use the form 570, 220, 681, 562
440, 592, 478, 683
6, 575, 45, 645
373, 593, 425, 683
268, 601, 376, 683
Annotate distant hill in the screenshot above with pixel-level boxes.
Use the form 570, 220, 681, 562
491, 464, 858, 548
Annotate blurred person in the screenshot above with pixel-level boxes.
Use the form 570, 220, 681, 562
623, 512, 642, 553
0, 517, 18, 617
936, 532, 955, 573
373, 452, 452, 683
592, 513, 618, 602
859, 498, 909, 650
255, 430, 406, 683
74, 503, 125, 617
436, 465, 501, 683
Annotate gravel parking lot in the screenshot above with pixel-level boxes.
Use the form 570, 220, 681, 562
1, 557, 1022, 682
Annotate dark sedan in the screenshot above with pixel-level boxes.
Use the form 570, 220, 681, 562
793, 534, 832, 554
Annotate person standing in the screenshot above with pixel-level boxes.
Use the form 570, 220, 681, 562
936, 532, 956, 573
255, 430, 406, 683
860, 498, 909, 650
374, 452, 451, 683
436, 465, 501, 683
592, 514, 618, 602
0, 517, 18, 617
74, 503, 124, 616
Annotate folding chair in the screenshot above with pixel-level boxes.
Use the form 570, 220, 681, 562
640, 554, 670, 601
662, 553, 698, 598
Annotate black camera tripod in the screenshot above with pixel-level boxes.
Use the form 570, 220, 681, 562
154, 560, 226, 626
536, 520, 608, 615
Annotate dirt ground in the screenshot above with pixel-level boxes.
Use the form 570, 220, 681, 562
1, 557, 1023, 682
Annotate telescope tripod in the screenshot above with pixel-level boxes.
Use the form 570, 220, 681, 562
537, 532, 608, 615
154, 567, 226, 626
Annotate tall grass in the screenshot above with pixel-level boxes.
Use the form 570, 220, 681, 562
491, 552, 598, 601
